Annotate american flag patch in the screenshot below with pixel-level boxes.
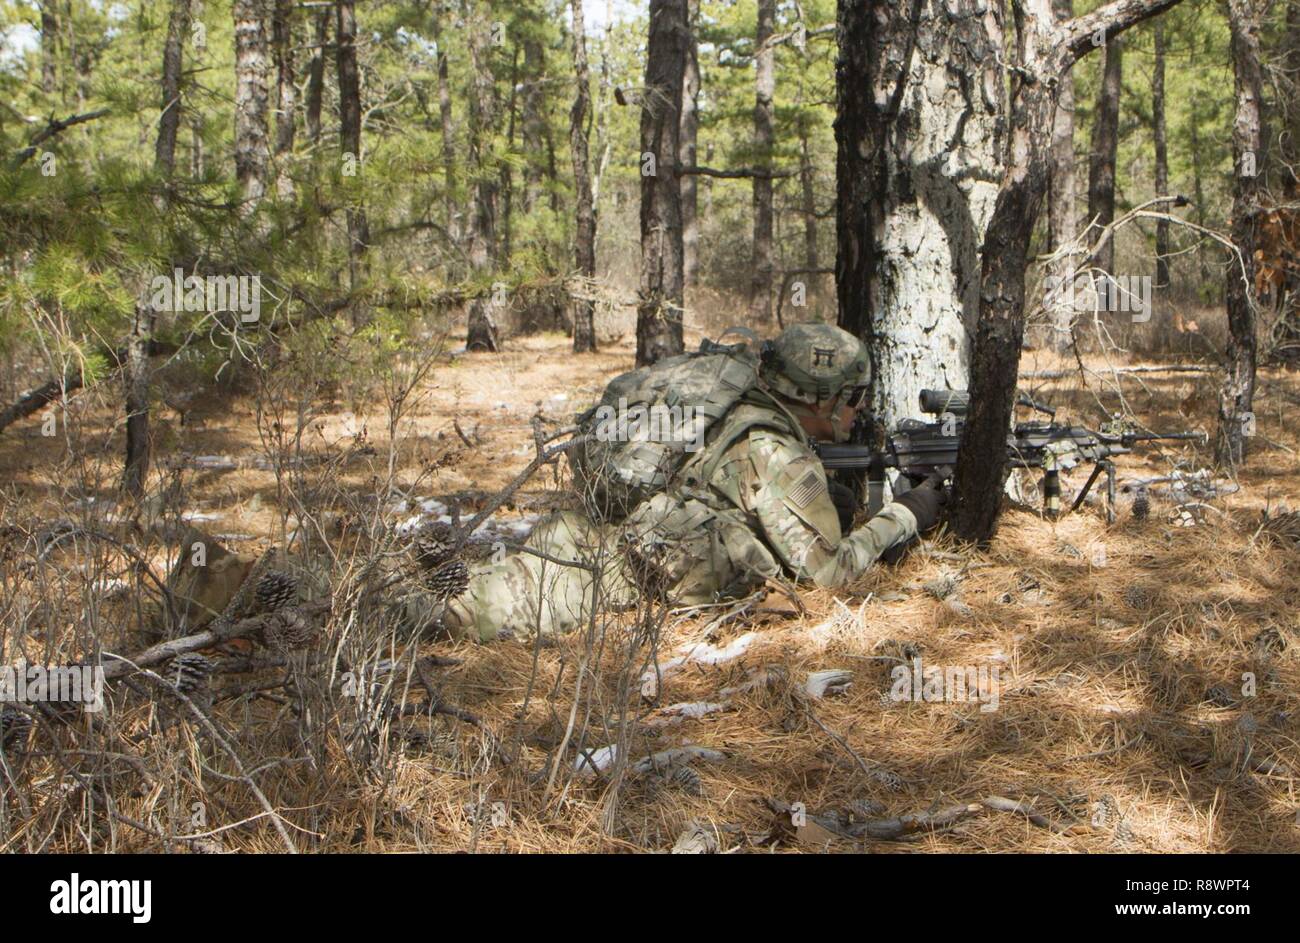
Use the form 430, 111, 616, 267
787, 469, 825, 509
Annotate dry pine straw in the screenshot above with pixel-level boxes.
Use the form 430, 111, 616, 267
1, 335, 1298, 853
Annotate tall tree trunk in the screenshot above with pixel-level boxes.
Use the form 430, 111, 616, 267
748, 0, 777, 323
636, 0, 689, 366
570, 0, 597, 353
233, 0, 271, 214
799, 128, 819, 271
122, 305, 152, 499
272, 0, 296, 199
1217, 0, 1264, 466
429, 11, 458, 244
680, 0, 701, 288
835, 0, 1005, 435
336, 0, 370, 312
40, 2, 59, 96
522, 36, 546, 215
499, 47, 521, 266
1087, 34, 1122, 277
155, 0, 190, 178
466, 2, 501, 352
1152, 18, 1170, 289
305, 6, 329, 144
950, 0, 1187, 544
1046, 0, 1076, 350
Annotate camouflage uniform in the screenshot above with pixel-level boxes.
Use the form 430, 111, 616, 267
405, 324, 917, 642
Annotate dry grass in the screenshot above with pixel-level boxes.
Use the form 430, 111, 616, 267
1, 324, 1298, 854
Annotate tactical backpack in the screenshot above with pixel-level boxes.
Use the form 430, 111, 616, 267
571, 329, 763, 521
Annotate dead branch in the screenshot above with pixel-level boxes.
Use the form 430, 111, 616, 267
97, 600, 331, 680
9, 108, 110, 168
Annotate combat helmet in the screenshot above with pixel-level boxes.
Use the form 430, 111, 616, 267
761, 322, 870, 405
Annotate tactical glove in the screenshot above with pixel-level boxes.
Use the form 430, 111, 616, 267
891, 478, 949, 534
826, 479, 860, 534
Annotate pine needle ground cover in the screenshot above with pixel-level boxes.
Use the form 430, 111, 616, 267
1, 332, 1296, 853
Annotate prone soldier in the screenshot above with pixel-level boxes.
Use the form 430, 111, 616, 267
399, 323, 948, 642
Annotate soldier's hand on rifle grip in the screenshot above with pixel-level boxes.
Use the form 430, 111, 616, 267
892, 475, 949, 534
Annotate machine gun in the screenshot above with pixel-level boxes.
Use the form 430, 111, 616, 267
814, 389, 1205, 523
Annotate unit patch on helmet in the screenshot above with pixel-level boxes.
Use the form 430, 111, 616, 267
812, 347, 836, 367
786, 468, 826, 509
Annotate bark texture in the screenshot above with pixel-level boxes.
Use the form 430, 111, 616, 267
233, 0, 271, 213
1046, 0, 1076, 349
681, 0, 701, 287
272, 0, 296, 198
949, 0, 1186, 544
1152, 18, 1170, 288
569, 0, 598, 353
336, 0, 370, 305
835, 0, 1006, 433
155, 0, 190, 178
1216, 0, 1264, 466
305, 7, 329, 144
1087, 34, 1122, 276
466, 2, 502, 352
122, 306, 152, 499
748, 0, 777, 323
636, 0, 689, 366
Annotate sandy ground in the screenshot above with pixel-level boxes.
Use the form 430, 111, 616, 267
2, 329, 1298, 853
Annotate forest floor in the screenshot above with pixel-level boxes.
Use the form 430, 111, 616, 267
3, 329, 1299, 853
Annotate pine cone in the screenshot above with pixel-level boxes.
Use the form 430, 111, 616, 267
425, 560, 469, 601
1131, 489, 1150, 522
171, 652, 214, 693
0, 705, 33, 756
262, 608, 318, 651
412, 523, 457, 569
659, 763, 703, 796
167, 653, 214, 712
254, 569, 298, 613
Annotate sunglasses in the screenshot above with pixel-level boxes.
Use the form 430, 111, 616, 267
844, 385, 869, 410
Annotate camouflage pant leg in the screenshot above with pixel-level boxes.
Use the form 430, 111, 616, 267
441, 511, 638, 642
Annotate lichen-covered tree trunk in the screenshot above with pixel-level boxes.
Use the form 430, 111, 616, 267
636, 0, 688, 366
1152, 18, 1170, 289
1046, 0, 1076, 350
272, 0, 296, 200
747, 0, 776, 324
835, 0, 1005, 434
154, 0, 190, 178
569, 0, 597, 353
1087, 35, 1122, 276
466, 3, 501, 352
680, 0, 701, 288
1216, 0, 1264, 466
233, 0, 271, 214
